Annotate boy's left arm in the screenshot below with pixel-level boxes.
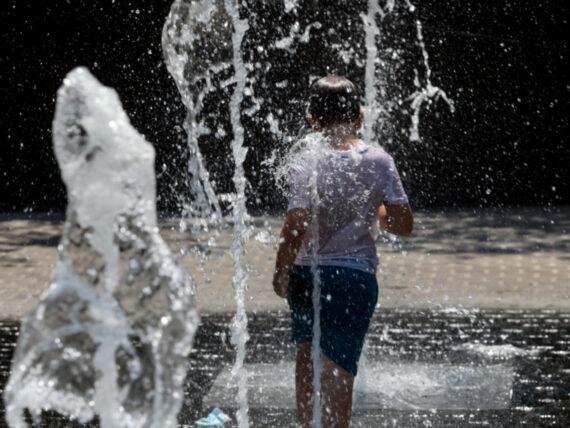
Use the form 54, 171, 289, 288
272, 208, 310, 298
379, 202, 413, 236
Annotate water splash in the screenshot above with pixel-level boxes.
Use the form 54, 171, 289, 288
405, 1, 455, 142
453, 343, 541, 359
162, 0, 224, 221
162, 2, 253, 424
3, 68, 198, 428
361, 0, 395, 145
284, 0, 299, 14
274, 21, 323, 53
308, 161, 323, 428
159, 2, 457, 425
224, 1, 252, 427
353, 338, 371, 408
361, 1, 454, 144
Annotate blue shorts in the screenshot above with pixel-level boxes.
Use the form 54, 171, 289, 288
287, 265, 378, 376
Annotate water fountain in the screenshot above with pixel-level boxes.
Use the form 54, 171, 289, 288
0, 1, 566, 427
4, 68, 199, 427
3, 1, 459, 426
163, 2, 253, 426
222, 2, 252, 426
162, 1, 454, 427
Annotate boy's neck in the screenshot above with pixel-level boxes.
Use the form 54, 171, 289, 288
322, 124, 360, 151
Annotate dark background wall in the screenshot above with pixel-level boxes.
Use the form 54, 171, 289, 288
1, 0, 568, 213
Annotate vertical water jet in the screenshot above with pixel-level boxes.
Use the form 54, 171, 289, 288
224, 1, 251, 426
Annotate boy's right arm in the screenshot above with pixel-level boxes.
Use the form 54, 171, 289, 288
272, 208, 310, 298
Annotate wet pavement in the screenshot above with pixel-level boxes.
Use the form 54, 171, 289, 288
2, 309, 569, 427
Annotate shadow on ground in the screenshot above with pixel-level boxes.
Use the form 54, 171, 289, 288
2, 207, 569, 260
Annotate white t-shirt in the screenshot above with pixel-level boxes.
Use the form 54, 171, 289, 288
287, 141, 408, 273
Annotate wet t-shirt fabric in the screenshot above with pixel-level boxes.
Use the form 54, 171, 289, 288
287, 141, 408, 273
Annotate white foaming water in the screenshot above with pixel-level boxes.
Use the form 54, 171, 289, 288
224, 0, 252, 426
453, 343, 540, 358
205, 361, 514, 411
3, 68, 198, 428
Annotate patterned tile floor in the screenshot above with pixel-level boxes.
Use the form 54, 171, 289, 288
1, 309, 569, 427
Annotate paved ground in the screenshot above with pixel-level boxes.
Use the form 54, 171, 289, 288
2, 309, 570, 427
1, 207, 569, 319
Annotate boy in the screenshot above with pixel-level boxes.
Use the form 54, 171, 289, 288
272, 75, 413, 427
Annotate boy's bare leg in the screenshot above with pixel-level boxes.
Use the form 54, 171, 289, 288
296, 342, 313, 427
296, 342, 355, 428
321, 355, 354, 428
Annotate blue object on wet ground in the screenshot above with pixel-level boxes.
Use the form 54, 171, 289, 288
195, 407, 231, 426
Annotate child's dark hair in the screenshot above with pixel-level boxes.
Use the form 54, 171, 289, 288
308, 75, 360, 126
